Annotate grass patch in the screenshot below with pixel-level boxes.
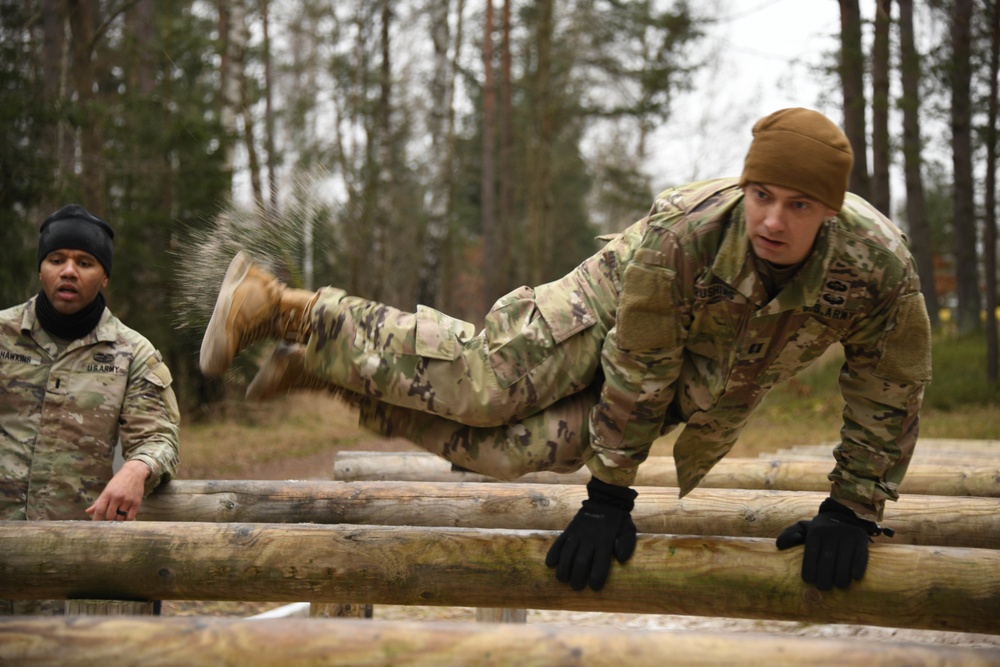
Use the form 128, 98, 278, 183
923, 331, 999, 410
178, 393, 371, 478
657, 333, 999, 458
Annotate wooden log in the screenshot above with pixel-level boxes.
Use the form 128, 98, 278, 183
776, 439, 999, 457
912, 438, 999, 452
1, 521, 998, 633
770, 452, 998, 465
332, 451, 1000, 497
2, 617, 998, 667
139, 480, 1000, 549
768, 446, 997, 465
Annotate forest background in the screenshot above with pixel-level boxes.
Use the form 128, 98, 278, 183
1, 0, 998, 422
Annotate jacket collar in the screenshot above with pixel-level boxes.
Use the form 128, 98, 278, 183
21, 295, 117, 353
709, 200, 836, 313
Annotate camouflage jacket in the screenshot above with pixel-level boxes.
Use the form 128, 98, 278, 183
590, 178, 932, 520
0, 297, 180, 520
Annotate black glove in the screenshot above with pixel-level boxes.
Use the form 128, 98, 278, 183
545, 477, 637, 591
776, 497, 894, 591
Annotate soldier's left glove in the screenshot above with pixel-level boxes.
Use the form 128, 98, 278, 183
545, 477, 637, 592
776, 497, 894, 591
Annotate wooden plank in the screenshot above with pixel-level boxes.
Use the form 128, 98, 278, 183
1, 521, 998, 633
332, 452, 1000, 497
1, 617, 998, 667
139, 481, 1000, 549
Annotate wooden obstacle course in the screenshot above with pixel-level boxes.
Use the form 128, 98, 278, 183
1, 520, 998, 634
2, 616, 998, 667
3, 438, 996, 653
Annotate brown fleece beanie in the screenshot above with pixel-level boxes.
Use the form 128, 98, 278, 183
739, 108, 854, 211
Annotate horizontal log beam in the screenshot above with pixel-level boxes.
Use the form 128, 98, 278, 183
777, 439, 999, 457
1, 521, 997, 633
139, 481, 1000, 549
2, 617, 998, 667
333, 452, 1000, 497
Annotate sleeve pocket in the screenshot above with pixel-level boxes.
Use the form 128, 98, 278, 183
617, 261, 677, 351
875, 291, 932, 382
143, 357, 173, 388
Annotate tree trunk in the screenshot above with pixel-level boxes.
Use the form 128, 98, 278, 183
839, 0, 870, 200
527, 0, 555, 286
481, 0, 498, 313
219, 0, 248, 184
499, 0, 515, 290
39, 0, 71, 207
985, 0, 999, 382
374, 0, 394, 302
871, 0, 892, 216
416, 0, 453, 308
898, 0, 940, 329
243, 105, 264, 206
951, 0, 982, 332
499, 0, 523, 289
66, 0, 105, 212
261, 0, 279, 216
440, 0, 466, 315
1, 522, 998, 633
347, 7, 371, 297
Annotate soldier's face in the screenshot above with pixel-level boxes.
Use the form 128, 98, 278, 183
39, 249, 108, 315
742, 183, 837, 266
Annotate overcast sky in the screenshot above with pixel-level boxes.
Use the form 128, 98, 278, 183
648, 0, 843, 190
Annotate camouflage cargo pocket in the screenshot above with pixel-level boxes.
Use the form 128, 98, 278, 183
413, 305, 477, 361
352, 304, 475, 362
486, 283, 597, 388
617, 255, 677, 351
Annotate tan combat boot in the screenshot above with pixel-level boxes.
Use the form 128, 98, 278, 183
246, 342, 333, 400
199, 251, 318, 377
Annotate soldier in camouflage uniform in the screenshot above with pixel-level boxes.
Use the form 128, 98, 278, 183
0, 205, 180, 614
200, 108, 932, 593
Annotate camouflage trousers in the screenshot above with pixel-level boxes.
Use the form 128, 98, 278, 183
304, 235, 631, 480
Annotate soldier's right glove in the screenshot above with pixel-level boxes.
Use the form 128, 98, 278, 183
776, 497, 894, 591
545, 476, 637, 592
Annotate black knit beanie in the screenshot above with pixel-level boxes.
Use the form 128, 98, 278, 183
739, 108, 854, 211
37, 204, 115, 276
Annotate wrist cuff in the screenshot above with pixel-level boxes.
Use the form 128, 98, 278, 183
819, 497, 880, 535
587, 476, 637, 511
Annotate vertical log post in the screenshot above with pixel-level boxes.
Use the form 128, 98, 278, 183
65, 599, 156, 616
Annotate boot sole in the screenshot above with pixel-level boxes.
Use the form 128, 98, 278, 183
199, 251, 253, 377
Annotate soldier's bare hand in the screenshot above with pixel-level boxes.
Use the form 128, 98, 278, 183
85, 460, 150, 521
